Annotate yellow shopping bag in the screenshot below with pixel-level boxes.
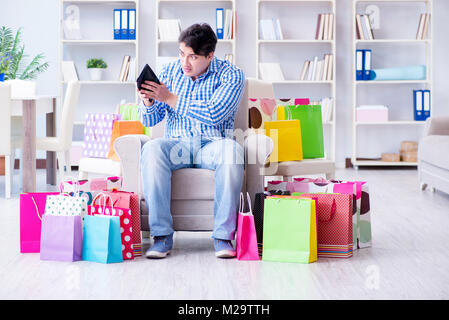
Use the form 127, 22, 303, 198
265, 120, 303, 162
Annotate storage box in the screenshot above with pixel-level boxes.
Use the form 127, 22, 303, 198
356, 105, 388, 122
382, 153, 400, 162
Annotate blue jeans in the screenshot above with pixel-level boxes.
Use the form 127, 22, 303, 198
141, 136, 244, 240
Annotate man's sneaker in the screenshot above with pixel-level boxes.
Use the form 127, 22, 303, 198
214, 239, 236, 258
145, 234, 173, 259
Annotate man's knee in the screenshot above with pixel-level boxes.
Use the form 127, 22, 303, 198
141, 138, 171, 164
214, 139, 244, 166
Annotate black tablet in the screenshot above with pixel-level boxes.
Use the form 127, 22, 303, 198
136, 64, 160, 90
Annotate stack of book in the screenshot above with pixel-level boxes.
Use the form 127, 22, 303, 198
158, 19, 181, 41
355, 14, 374, 40
224, 53, 234, 64
416, 13, 431, 40
216, 8, 235, 40
118, 55, 135, 82
315, 13, 334, 40
259, 19, 283, 40
300, 54, 333, 81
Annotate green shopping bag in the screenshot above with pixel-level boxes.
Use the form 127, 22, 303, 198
284, 105, 324, 158
262, 197, 317, 264
118, 104, 151, 136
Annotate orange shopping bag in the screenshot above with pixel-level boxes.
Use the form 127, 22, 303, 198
107, 120, 144, 161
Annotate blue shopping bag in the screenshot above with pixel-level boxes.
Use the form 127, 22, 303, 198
82, 215, 123, 264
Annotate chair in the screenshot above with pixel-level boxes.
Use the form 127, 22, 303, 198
13, 81, 80, 184
418, 116, 449, 195
0, 83, 16, 198
114, 78, 274, 232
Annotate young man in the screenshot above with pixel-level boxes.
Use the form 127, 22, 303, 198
138, 23, 245, 259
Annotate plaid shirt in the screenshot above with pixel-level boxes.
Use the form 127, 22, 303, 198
138, 57, 245, 138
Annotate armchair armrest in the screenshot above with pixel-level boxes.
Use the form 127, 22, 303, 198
424, 116, 449, 136
244, 133, 273, 203
114, 134, 150, 195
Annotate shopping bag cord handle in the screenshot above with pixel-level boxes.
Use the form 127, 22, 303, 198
318, 199, 336, 223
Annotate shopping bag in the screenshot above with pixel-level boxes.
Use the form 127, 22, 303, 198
262, 197, 317, 263
83, 113, 121, 158
275, 99, 310, 120
248, 98, 277, 131
236, 192, 259, 261
60, 176, 122, 205
40, 215, 83, 262
44, 192, 87, 217
299, 193, 353, 258
117, 103, 151, 136
253, 192, 268, 257
284, 105, 324, 158
88, 193, 134, 260
19, 192, 59, 253
265, 120, 303, 162
107, 120, 144, 161
100, 190, 142, 257
268, 178, 372, 249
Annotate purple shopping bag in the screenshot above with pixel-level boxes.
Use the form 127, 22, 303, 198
83, 113, 121, 158
40, 215, 83, 262
236, 192, 260, 261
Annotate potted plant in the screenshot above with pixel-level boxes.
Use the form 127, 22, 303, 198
0, 26, 49, 81
87, 58, 107, 81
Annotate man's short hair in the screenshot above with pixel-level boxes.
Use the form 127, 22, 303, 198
178, 23, 217, 56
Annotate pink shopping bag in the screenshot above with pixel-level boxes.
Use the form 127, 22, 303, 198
236, 192, 260, 261
20, 192, 60, 253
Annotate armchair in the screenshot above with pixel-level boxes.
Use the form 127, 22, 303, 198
114, 78, 274, 232
418, 116, 449, 195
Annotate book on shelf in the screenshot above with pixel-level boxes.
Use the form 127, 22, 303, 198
315, 13, 334, 40
158, 19, 181, 41
320, 97, 333, 123
300, 54, 333, 81
259, 19, 283, 40
61, 61, 79, 82
119, 55, 130, 82
356, 14, 374, 40
224, 53, 234, 64
416, 13, 431, 40
259, 62, 285, 81
413, 89, 431, 121
223, 9, 234, 40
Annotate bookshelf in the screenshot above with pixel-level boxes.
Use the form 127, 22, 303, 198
155, 0, 237, 73
256, 0, 337, 162
58, 0, 139, 165
351, 0, 433, 169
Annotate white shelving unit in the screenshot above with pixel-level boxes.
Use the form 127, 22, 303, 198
155, 0, 236, 71
59, 0, 140, 165
256, 0, 336, 162
351, 0, 433, 168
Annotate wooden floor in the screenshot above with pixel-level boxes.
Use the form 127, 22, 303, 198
1, 168, 449, 300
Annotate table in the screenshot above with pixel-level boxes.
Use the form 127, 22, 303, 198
11, 95, 58, 193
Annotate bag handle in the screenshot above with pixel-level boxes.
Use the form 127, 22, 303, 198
31, 196, 42, 221
239, 192, 253, 216
92, 192, 115, 215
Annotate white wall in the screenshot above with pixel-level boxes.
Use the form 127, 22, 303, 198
1, 0, 448, 165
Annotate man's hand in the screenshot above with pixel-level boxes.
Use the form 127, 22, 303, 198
138, 81, 178, 109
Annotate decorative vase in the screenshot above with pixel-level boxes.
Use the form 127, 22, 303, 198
0, 73, 5, 82
88, 68, 104, 81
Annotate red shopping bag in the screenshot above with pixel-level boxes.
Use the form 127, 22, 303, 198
88, 193, 134, 260
100, 191, 142, 257
236, 192, 260, 261
300, 193, 353, 258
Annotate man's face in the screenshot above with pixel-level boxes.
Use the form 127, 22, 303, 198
179, 42, 213, 80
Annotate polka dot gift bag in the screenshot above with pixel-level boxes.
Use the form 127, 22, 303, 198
82, 113, 121, 159
88, 193, 134, 260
